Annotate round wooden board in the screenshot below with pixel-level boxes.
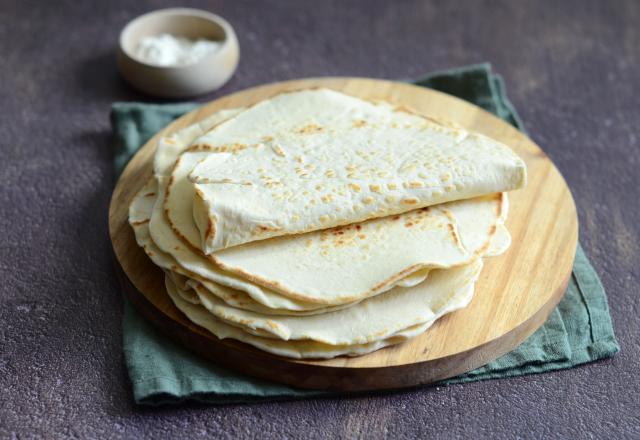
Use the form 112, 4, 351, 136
109, 77, 578, 391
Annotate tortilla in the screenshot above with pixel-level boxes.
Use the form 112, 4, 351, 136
141, 174, 507, 306
166, 274, 444, 359
160, 134, 507, 304
131, 179, 349, 313
207, 193, 505, 304
189, 259, 482, 344
187, 89, 526, 252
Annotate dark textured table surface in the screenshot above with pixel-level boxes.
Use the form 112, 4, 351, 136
2, 0, 639, 438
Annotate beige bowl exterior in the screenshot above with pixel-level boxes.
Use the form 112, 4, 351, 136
118, 8, 240, 98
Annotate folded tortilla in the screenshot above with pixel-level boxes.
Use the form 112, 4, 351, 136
187, 88, 526, 253
133, 177, 507, 307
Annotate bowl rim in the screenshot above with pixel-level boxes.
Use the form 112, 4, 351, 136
119, 7, 237, 70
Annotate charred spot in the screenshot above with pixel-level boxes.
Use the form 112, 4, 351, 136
495, 196, 503, 216
447, 223, 462, 247
297, 123, 324, 134
205, 217, 215, 241
355, 225, 362, 230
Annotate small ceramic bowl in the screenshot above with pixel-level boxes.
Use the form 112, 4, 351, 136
118, 8, 240, 98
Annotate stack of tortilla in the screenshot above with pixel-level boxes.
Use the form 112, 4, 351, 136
129, 89, 526, 359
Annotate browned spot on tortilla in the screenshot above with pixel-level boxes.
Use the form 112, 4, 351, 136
495, 193, 504, 217
131, 219, 150, 226
355, 224, 362, 230
205, 217, 215, 245
166, 207, 207, 253
447, 223, 463, 248
369, 264, 423, 295
402, 197, 419, 205
296, 123, 324, 134
352, 119, 367, 128
143, 192, 155, 197
194, 187, 205, 199
392, 215, 401, 221
186, 142, 248, 153
405, 222, 414, 227
438, 208, 456, 225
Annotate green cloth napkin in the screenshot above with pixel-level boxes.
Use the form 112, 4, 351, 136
112, 63, 619, 405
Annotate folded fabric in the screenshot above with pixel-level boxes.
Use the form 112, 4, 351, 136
112, 63, 619, 405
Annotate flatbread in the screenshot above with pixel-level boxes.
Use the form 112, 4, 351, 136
131, 179, 348, 314
187, 88, 526, 252
166, 274, 440, 359
132, 187, 424, 318
144, 175, 507, 306
189, 259, 482, 344
207, 194, 505, 304
165, 152, 434, 287
159, 118, 507, 304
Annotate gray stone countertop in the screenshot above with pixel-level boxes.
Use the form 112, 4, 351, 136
1, 0, 638, 438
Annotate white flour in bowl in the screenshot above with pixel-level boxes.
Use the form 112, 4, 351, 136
134, 33, 221, 67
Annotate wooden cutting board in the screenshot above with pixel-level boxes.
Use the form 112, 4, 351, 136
109, 77, 578, 391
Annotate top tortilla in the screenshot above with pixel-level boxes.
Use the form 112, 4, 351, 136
187, 88, 526, 253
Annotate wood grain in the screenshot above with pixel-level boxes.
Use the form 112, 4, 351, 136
108, 77, 578, 391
